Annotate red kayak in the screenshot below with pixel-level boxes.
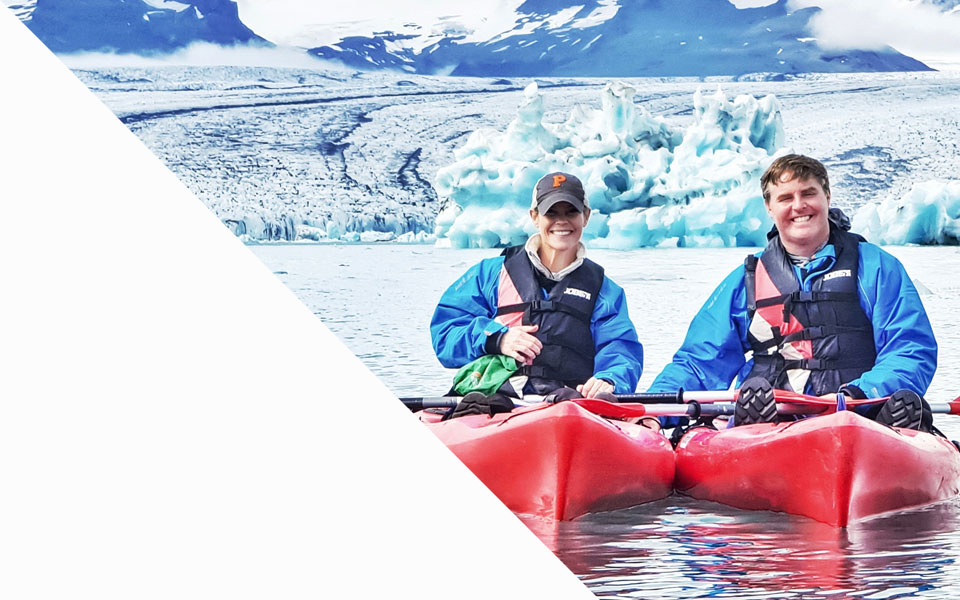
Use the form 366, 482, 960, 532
420, 401, 675, 520
675, 410, 960, 527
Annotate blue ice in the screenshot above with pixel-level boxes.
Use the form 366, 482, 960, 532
433, 81, 784, 249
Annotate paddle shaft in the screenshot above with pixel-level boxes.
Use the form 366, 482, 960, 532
400, 397, 459, 411
609, 401, 819, 418
399, 390, 727, 411
929, 402, 960, 416
399, 398, 825, 418
400, 396, 960, 415
581, 400, 960, 419
611, 390, 733, 403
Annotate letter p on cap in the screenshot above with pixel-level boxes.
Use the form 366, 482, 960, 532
552, 174, 566, 188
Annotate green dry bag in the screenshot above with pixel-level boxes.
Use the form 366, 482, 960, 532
451, 354, 519, 396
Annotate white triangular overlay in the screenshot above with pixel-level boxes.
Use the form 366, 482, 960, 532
0, 9, 593, 599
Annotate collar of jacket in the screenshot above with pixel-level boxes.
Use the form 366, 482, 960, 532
524, 234, 586, 282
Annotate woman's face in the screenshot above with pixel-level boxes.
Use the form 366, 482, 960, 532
530, 201, 588, 253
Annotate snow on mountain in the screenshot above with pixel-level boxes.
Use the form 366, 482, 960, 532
19, 0, 268, 54
4, 0, 35, 21
928, 0, 960, 10
309, 0, 930, 77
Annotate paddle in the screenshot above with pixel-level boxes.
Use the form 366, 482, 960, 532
399, 392, 960, 422
570, 399, 825, 419
616, 389, 891, 407
576, 398, 960, 424
398, 388, 893, 412
398, 391, 717, 410
396, 393, 715, 411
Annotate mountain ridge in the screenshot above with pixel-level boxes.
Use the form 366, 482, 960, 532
309, 0, 931, 77
18, 0, 268, 54
3, 0, 934, 75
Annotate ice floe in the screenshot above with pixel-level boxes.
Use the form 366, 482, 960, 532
854, 180, 960, 245
434, 81, 783, 249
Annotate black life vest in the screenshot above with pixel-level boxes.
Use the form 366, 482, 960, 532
744, 227, 876, 395
494, 245, 604, 393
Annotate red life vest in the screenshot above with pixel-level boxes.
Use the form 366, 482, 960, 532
494, 245, 603, 393
744, 229, 876, 395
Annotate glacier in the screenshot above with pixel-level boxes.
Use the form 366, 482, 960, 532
434, 79, 960, 249
853, 181, 960, 245
59, 66, 960, 248
434, 81, 783, 249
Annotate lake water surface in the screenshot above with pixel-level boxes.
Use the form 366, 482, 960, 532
252, 244, 960, 598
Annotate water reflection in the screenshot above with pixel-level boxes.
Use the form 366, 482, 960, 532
531, 497, 960, 598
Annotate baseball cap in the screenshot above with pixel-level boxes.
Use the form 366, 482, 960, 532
532, 172, 587, 213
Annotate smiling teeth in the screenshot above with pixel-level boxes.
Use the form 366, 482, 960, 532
793, 216, 811, 223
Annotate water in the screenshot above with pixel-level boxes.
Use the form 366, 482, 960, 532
531, 498, 960, 599
250, 243, 960, 597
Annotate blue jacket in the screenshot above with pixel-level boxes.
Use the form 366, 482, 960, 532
649, 241, 937, 402
431, 253, 643, 394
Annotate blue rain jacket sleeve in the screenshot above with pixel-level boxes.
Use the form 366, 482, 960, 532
430, 256, 508, 369
590, 278, 644, 394
847, 243, 937, 398
647, 265, 751, 395
430, 256, 644, 394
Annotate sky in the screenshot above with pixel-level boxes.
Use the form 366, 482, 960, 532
789, 0, 960, 69
234, 0, 960, 69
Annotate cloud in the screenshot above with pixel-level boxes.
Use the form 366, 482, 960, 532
728, 0, 779, 7
234, 0, 527, 47
788, 0, 960, 68
56, 42, 330, 70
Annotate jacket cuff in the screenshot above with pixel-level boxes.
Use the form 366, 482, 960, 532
591, 373, 619, 392
481, 320, 508, 355
484, 331, 505, 355
839, 384, 867, 399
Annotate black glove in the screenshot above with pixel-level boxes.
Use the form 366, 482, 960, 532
544, 386, 618, 404
543, 386, 583, 404
442, 392, 515, 420
593, 391, 619, 403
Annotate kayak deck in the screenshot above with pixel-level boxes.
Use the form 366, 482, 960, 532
422, 401, 675, 521
675, 410, 960, 527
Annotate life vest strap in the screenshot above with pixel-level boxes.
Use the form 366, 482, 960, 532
753, 353, 875, 372
519, 365, 550, 378
756, 291, 859, 322
495, 300, 592, 323
755, 291, 859, 307
751, 325, 869, 352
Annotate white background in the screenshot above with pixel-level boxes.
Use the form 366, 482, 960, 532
0, 8, 593, 598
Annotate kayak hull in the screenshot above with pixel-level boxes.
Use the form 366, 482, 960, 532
422, 401, 675, 520
675, 410, 960, 526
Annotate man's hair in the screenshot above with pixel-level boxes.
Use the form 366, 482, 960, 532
760, 154, 830, 202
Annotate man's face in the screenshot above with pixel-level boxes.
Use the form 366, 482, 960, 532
765, 173, 831, 256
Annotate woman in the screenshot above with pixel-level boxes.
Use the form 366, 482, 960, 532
430, 172, 643, 417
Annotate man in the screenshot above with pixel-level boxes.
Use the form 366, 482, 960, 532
430, 172, 643, 418
649, 154, 937, 430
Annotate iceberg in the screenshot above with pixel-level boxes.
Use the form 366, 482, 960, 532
853, 180, 960, 245
434, 81, 785, 249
